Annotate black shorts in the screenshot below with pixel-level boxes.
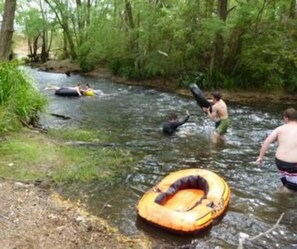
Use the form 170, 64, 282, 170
275, 158, 297, 191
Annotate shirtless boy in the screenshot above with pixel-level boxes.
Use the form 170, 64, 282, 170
203, 91, 230, 142
256, 108, 297, 190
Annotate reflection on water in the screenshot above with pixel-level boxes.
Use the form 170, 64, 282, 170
26, 67, 297, 249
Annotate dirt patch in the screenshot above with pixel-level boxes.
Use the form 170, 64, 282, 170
0, 180, 150, 249
33, 59, 81, 75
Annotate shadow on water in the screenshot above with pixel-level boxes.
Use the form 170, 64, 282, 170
26, 67, 297, 249
135, 215, 212, 246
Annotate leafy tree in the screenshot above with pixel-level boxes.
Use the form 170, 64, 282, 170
11, 0, 297, 91
16, 0, 56, 62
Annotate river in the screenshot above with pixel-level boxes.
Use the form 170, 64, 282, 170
27, 67, 297, 249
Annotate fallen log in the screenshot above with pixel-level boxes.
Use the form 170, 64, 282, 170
50, 113, 71, 120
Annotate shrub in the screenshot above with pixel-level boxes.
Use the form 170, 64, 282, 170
0, 62, 47, 133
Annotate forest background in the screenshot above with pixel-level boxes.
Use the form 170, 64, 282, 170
1, 0, 297, 93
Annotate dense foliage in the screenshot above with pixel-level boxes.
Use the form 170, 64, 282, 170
0, 62, 47, 133
9, 0, 297, 92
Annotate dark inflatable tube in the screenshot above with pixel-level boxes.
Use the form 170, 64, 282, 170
189, 83, 212, 113
55, 87, 80, 97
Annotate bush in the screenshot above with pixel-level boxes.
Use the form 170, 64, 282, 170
178, 70, 229, 90
0, 62, 47, 133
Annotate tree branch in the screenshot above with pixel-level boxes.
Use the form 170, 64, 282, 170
237, 212, 285, 249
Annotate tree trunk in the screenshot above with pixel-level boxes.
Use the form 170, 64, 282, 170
44, 0, 77, 59
205, 0, 215, 18
124, 0, 135, 30
39, 0, 50, 62
123, 0, 138, 57
224, 27, 244, 75
40, 30, 48, 63
210, 33, 224, 70
210, 0, 228, 72
289, 0, 296, 18
0, 0, 17, 61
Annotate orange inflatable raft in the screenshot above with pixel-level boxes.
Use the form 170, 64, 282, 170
137, 168, 230, 233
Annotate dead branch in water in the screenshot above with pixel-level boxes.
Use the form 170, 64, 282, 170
50, 113, 71, 120
237, 212, 285, 249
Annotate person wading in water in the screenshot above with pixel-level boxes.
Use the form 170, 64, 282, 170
256, 108, 297, 191
203, 91, 230, 143
162, 110, 190, 136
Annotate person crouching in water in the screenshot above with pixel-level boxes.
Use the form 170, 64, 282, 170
256, 108, 297, 191
162, 110, 190, 136
203, 91, 230, 143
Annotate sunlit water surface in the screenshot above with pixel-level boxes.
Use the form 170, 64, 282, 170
26, 67, 297, 249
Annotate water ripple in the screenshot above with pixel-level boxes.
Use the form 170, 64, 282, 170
26, 67, 297, 249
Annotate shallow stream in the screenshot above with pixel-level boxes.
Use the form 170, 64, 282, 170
27, 68, 297, 249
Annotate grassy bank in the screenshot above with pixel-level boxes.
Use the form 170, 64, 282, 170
0, 118, 150, 248
0, 127, 150, 249
0, 128, 136, 183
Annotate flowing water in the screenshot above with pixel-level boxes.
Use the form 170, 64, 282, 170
27, 67, 297, 249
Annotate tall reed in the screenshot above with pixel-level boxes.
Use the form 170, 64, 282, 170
0, 62, 47, 133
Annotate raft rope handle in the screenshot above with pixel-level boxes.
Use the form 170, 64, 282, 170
184, 196, 213, 212
211, 198, 225, 215
152, 186, 161, 192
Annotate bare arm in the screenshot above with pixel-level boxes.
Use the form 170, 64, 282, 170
75, 86, 82, 96
174, 111, 190, 127
203, 106, 216, 120
256, 129, 278, 165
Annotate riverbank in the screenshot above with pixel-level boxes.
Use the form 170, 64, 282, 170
0, 180, 149, 249
0, 129, 150, 249
34, 59, 297, 105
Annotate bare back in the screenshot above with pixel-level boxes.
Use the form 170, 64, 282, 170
275, 122, 297, 162
213, 99, 228, 119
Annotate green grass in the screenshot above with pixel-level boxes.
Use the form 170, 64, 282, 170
52, 146, 134, 182
0, 129, 136, 183
48, 128, 111, 142
0, 132, 58, 180
0, 62, 47, 133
